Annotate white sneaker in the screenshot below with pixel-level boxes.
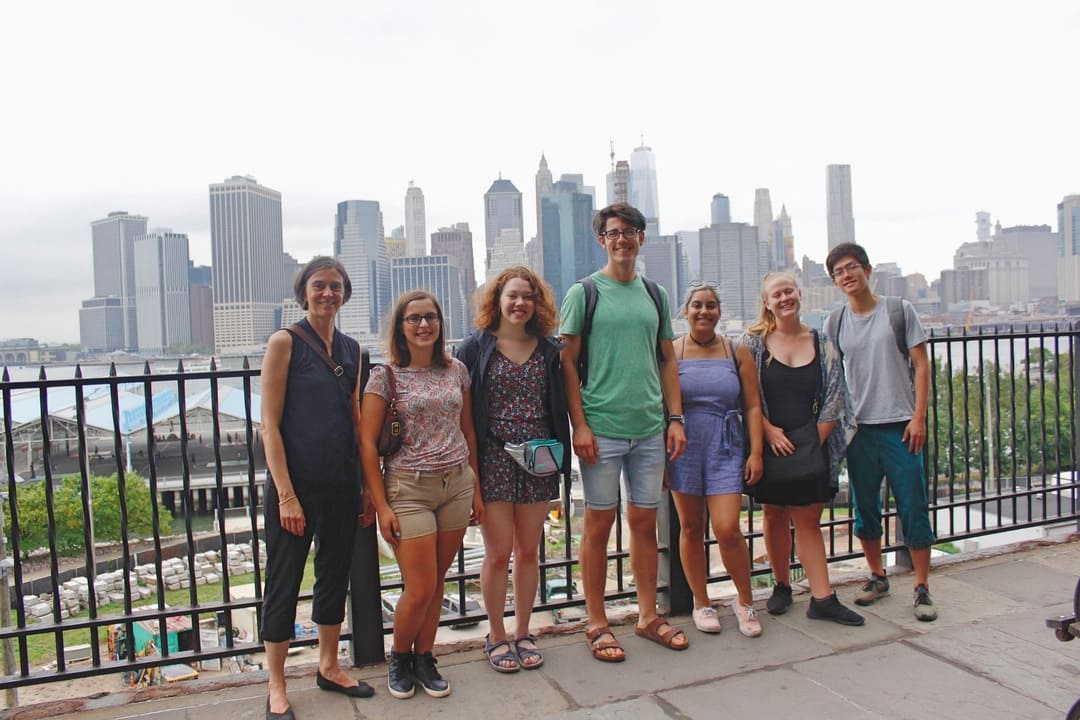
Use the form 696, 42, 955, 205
733, 601, 762, 637
692, 605, 722, 633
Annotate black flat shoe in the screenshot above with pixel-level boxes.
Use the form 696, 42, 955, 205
266, 697, 296, 720
317, 671, 375, 698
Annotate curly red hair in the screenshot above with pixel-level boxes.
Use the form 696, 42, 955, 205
473, 265, 557, 336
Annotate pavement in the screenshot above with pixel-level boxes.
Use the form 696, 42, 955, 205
6, 535, 1080, 720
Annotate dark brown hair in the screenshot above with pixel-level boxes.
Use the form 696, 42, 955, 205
474, 265, 557, 335
293, 256, 352, 309
386, 290, 450, 368
592, 202, 646, 236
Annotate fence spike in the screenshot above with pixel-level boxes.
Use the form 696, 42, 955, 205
74, 364, 83, 379
1, 367, 8, 382
109, 363, 117, 377
177, 358, 185, 373
38, 366, 46, 380
242, 356, 250, 370
210, 357, 218, 372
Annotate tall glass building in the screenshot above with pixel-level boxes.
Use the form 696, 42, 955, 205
390, 255, 467, 341
335, 199, 389, 338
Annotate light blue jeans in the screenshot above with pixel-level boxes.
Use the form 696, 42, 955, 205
579, 432, 667, 511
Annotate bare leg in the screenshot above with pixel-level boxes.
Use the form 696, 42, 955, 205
859, 536, 886, 577
671, 491, 710, 608
510, 501, 551, 666
790, 504, 833, 599
580, 506, 622, 660
708, 494, 753, 606
627, 504, 661, 626
391, 534, 438, 653
911, 547, 931, 588
763, 504, 793, 586
416, 528, 468, 653
265, 640, 290, 714
479, 503, 514, 645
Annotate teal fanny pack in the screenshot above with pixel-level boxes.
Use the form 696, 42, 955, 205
502, 439, 564, 477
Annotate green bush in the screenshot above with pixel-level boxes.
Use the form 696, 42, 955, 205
4, 473, 171, 557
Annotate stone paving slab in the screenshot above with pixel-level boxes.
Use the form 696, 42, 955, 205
793, 642, 1059, 720
661, 666, 889, 719
767, 593, 908, 650
947, 557, 1078, 607
538, 617, 829, 708
541, 696, 674, 720
910, 621, 1080, 715
852, 572, 1026, 632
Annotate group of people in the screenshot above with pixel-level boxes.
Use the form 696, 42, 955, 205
257, 201, 939, 718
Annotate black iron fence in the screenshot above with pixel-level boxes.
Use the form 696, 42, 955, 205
0, 324, 1077, 691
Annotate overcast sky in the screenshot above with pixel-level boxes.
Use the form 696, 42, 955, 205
1, 1, 1077, 343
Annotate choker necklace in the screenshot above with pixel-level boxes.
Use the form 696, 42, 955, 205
689, 333, 717, 347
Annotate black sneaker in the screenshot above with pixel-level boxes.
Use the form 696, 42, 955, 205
806, 593, 866, 626
853, 573, 890, 606
913, 584, 938, 622
413, 651, 450, 698
766, 583, 793, 615
387, 650, 415, 699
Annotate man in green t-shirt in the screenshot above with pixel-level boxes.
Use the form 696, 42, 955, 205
560, 202, 687, 662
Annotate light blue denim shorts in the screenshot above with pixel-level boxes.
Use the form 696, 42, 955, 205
579, 432, 666, 511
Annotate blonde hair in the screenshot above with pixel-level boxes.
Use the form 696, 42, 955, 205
744, 271, 801, 338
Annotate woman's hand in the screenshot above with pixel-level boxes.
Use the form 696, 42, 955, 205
765, 424, 794, 457
470, 493, 485, 526
744, 452, 763, 486
278, 496, 306, 537
358, 492, 376, 528
378, 506, 401, 549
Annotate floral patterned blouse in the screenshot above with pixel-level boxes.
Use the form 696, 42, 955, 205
365, 358, 470, 472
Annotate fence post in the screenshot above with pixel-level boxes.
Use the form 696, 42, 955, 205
347, 522, 385, 666
658, 491, 691, 615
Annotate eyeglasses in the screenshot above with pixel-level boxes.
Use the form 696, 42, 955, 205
688, 280, 719, 289
831, 262, 864, 279
600, 228, 643, 241
403, 313, 440, 326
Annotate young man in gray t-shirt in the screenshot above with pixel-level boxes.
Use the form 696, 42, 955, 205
826, 242, 938, 622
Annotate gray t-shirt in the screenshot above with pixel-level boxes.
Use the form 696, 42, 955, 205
835, 298, 927, 424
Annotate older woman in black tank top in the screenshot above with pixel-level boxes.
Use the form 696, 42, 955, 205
261, 257, 376, 719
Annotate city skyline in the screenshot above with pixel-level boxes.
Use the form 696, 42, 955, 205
1, 1, 1077, 342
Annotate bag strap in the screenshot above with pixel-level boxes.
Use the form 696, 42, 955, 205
287, 323, 353, 397
380, 363, 399, 403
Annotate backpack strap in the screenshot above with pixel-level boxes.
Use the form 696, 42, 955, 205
885, 295, 909, 359
576, 276, 599, 388
641, 277, 666, 365
825, 306, 845, 361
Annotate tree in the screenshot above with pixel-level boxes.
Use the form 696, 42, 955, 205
4, 473, 171, 557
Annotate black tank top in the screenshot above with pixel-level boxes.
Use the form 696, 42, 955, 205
762, 345, 822, 431
278, 318, 361, 492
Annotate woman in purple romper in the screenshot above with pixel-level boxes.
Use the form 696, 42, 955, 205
668, 283, 765, 637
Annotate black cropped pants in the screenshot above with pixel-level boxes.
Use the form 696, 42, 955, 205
260, 476, 359, 643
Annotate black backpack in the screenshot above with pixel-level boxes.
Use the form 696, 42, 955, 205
576, 275, 665, 388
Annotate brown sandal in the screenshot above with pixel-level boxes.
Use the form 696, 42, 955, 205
635, 617, 689, 650
585, 626, 626, 663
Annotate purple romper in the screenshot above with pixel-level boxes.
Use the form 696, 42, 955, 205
668, 357, 746, 496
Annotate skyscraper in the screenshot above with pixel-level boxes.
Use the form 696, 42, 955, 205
405, 181, 427, 257
334, 199, 388, 338
430, 222, 477, 301
639, 235, 681, 311
710, 194, 731, 226
975, 211, 992, 243
1057, 195, 1080, 301
1001, 224, 1056, 300
754, 188, 776, 271
699, 222, 763, 323
774, 205, 795, 269
390, 255, 467, 340
209, 176, 284, 354
535, 155, 553, 265
605, 142, 630, 206
188, 263, 214, 350
826, 164, 856, 251
134, 228, 192, 354
89, 210, 148, 350
541, 176, 599, 302
483, 176, 524, 270
629, 143, 659, 229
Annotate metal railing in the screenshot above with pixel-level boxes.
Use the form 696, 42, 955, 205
0, 323, 1077, 692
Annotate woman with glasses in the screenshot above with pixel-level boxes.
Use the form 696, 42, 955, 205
261, 257, 374, 720
360, 291, 484, 700
740, 272, 863, 625
456, 266, 570, 673
668, 281, 766, 637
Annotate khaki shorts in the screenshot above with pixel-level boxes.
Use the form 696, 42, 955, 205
384, 462, 475, 540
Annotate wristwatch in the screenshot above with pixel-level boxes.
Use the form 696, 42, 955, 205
667, 414, 685, 424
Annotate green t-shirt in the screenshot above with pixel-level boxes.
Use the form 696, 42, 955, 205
559, 272, 673, 439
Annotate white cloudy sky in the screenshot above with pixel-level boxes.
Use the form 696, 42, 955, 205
1, 1, 1077, 343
